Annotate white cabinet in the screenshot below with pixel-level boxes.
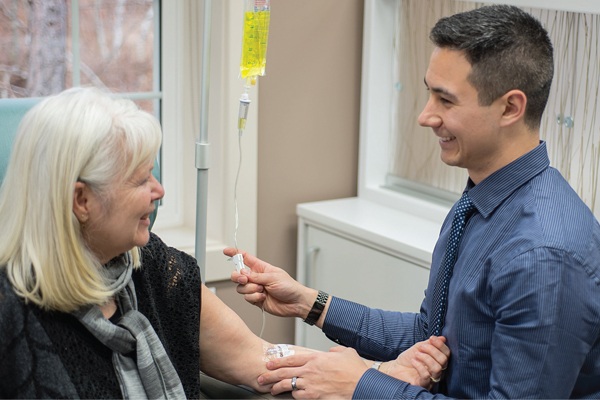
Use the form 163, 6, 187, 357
295, 197, 443, 351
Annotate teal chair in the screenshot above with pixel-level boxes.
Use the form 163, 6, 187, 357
0, 97, 160, 227
0, 98, 41, 182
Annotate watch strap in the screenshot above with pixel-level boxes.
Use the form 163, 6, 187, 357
371, 361, 383, 370
303, 290, 329, 326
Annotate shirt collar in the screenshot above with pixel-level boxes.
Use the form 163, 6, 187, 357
465, 141, 550, 218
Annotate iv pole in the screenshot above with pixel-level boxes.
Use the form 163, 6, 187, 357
196, 0, 212, 283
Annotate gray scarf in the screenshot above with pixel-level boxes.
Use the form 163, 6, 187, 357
73, 253, 186, 399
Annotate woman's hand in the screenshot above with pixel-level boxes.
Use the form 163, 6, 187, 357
380, 336, 450, 389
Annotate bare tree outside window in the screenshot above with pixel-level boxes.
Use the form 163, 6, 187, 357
0, 0, 155, 112
27, 0, 67, 96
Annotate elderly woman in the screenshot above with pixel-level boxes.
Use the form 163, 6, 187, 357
0, 87, 448, 399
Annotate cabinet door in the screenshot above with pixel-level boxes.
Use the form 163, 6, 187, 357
300, 225, 430, 351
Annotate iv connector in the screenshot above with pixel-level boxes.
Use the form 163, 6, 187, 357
239, 95, 251, 118
238, 93, 251, 132
230, 253, 249, 272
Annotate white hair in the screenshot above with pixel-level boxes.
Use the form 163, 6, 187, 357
0, 87, 162, 311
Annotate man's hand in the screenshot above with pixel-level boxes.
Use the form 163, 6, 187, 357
258, 337, 450, 398
225, 248, 318, 320
258, 346, 368, 399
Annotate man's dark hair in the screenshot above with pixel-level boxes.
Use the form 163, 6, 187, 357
430, 5, 554, 130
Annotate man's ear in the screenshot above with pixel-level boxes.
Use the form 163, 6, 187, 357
499, 89, 527, 127
73, 181, 90, 224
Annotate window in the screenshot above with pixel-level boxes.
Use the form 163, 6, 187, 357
361, 0, 600, 221
0, 0, 159, 111
0, 0, 258, 282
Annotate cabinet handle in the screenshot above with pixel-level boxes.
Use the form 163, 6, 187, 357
305, 246, 320, 287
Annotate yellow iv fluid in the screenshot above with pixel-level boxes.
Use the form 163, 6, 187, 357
240, 10, 270, 80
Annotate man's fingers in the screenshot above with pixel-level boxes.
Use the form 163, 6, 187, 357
259, 366, 302, 386
235, 281, 264, 295
267, 354, 311, 370
328, 346, 348, 353
223, 247, 266, 273
223, 247, 240, 257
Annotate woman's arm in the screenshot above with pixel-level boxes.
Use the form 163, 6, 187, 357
199, 285, 273, 393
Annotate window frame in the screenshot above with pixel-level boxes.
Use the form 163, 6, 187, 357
359, 0, 600, 225
69, 0, 162, 107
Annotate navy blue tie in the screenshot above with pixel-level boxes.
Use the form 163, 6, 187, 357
430, 192, 476, 336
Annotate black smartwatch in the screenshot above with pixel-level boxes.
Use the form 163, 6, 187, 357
303, 290, 329, 326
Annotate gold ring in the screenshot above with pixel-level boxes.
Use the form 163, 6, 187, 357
430, 375, 441, 383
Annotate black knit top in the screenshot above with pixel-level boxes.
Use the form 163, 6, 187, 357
0, 233, 201, 399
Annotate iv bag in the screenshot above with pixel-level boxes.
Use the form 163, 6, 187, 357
240, 0, 270, 82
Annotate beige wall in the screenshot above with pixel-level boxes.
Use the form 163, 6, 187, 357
216, 0, 364, 344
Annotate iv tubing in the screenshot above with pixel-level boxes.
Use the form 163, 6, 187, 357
233, 129, 243, 250
233, 100, 266, 338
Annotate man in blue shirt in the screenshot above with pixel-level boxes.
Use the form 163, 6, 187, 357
227, 4, 600, 399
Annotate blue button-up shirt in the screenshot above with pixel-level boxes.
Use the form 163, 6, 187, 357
323, 142, 600, 399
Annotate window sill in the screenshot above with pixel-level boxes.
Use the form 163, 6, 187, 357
151, 225, 233, 283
